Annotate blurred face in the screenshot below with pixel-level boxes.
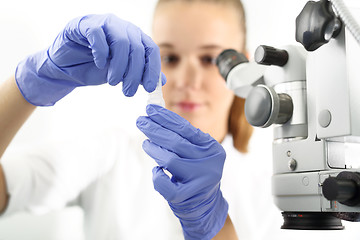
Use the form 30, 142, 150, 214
153, 1, 245, 141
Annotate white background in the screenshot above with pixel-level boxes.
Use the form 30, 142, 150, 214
1, 0, 360, 239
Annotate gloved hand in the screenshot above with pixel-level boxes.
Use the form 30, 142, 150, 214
16, 14, 165, 106
136, 104, 228, 240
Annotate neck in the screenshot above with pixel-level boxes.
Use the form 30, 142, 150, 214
205, 120, 228, 144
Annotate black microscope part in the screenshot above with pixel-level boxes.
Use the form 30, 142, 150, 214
281, 212, 344, 230
323, 171, 360, 206
254, 45, 289, 66
296, 0, 342, 51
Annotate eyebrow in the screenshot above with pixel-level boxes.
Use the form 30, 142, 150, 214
158, 43, 223, 50
199, 44, 222, 50
158, 43, 174, 48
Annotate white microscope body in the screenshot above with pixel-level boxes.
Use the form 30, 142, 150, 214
216, 0, 360, 229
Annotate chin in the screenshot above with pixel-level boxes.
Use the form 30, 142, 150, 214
183, 115, 208, 131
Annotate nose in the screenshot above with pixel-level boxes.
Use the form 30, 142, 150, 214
174, 59, 203, 90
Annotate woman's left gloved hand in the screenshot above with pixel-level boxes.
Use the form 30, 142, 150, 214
136, 104, 228, 240
16, 14, 163, 106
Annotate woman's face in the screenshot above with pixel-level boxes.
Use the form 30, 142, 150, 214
153, 1, 245, 140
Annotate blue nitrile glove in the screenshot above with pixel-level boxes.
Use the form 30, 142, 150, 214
136, 104, 228, 240
15, 14, 165, 106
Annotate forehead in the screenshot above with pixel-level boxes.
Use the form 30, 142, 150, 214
152, 1, 244, 51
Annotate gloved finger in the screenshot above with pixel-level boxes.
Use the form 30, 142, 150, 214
107, 39, 130, 86
77, 15, 109, 69
84, 27, 109, 69
146, 104, 213, 145
143, 140, 192, 181
106, 36, 130, 86
143, 139, 222, 184
141, 32, 161, 92
153, 167, 215, 205
137, 116, 209, 159
142, 139, 178, 168
152, 166, 179, 202
121, 26, 145, 96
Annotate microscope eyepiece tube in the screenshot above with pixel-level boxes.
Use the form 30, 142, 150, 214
216, 49, 248, 80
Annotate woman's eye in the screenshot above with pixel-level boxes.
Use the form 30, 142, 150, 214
161, 55, 179, 65
200, 56, 216, 66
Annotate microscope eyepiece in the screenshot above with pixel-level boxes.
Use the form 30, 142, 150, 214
216, 49, 248, 80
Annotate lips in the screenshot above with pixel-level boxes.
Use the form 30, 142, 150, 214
176, 102, 202, 112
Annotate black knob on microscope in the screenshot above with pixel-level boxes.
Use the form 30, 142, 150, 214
295, 0, 342, 51
323, 178, 357, 202
254, 45, 288, 66
322, 171, 360, 206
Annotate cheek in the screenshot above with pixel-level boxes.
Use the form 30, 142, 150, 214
208, 76, 234, 108
162, 75, 175, 106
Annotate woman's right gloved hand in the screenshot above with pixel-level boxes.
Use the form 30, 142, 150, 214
137, 105, 229, 240
16, 14, 165, 106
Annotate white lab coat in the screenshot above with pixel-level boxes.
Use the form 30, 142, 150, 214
1, 128, 360, 240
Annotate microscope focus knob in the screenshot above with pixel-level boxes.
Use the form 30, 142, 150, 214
245, 85, 293, 128
254, 45, 288, 66
295, 0, 342, 51
322, 171, 360, 206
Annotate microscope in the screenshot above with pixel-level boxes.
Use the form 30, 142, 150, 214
217, 0, 360, 230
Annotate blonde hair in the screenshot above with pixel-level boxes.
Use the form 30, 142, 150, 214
154, 0, 253, 153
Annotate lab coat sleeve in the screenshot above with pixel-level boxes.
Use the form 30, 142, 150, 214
1, 132, 118, 216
